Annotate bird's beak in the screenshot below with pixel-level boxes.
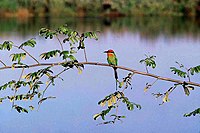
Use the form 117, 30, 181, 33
104, 51, 108, 53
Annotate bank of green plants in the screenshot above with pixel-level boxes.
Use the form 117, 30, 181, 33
0, 0, 199, 17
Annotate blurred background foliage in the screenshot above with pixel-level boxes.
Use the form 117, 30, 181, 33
1, 16, 200, 41
0, 0, 200, 17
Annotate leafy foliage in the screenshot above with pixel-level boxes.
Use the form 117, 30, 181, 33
181, 82, 194, 96
170, 67, 187, 78
19, 38, 36, 49
10, 53, 26, 63
39, 28, 57, 39
13, 105, 28, 113
184, 108, 200, 117
40, 49, 77, 61
25, 67, 53, 82
40, 50, 61, 60
189, 65, 200, 75
140, 54, 156, 73
152, 81, 195, 106
93, 106, 115, 121
0, 25, 98, 114
0, 80, 16, 91
170, 62, 200, 82
152, 85, 177, 105
0, 41, 13, 51
39, 24, 98, 51
121, 96, 141, 111
60, 51, 69, 60
94, 91, 141, 124
119, 73, 134, 89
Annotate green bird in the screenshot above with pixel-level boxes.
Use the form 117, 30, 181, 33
104, 49, 118, 90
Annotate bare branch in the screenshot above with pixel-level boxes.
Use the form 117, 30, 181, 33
83, 48, 88, 62
56, 35, 64, 51
0, 60, 6, 67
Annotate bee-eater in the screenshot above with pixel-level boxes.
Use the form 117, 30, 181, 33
104, 49, 118, 90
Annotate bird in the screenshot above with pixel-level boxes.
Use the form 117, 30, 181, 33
104, 49, 118, 90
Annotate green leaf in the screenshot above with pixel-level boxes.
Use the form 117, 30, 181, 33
127, 103, 134, 111
119, 81, 124, 88
189, 65, 200, 75
0, 80, 16, 91
68, 55, 76, 61
60, 51, 69, 60
40, 50, 60, 60
10, 53, 26, 63
19, 38, 36, 48
57, 25, 69, 35
184, 108, 200, 117
15, 94, 23, 100
119, 116, 126, 118
170, 67, 187, 78
39, 28, 57, 39
83, 32, 98, 40
140, 55, 156, 69
13, 105, 28, 113
0, 41, 13, 51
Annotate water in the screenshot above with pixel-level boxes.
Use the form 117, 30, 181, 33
0, 17, 200, 133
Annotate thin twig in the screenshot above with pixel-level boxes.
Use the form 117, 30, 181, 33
13, 45, 40, 64
37, 81, 52, 111
145, 65, 149, 73
83, 48, 88, 62
0, 60, 6, 67
80, 62, 200, 87
186, 71, 191, 82
56, 35, 64, 51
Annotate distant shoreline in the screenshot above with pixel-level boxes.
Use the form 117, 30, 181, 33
0, 0, 200, 18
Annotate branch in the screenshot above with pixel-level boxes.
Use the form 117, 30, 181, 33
83, 48, 88, 62
0, 60, 6, 67
56, 35, 64, 51
0, 61, 200, 88
80, 62, 200, 87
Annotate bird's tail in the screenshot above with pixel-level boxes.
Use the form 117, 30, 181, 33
113, 67, 118, 80
113, 67, 118, 90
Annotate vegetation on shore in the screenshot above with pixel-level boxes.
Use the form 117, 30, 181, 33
0, 0, 200, 17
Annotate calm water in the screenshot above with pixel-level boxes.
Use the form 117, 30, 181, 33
0, 17, 200, 133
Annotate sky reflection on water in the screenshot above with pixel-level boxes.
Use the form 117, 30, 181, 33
0, 17, 200, 133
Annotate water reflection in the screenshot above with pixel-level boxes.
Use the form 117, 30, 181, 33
0, 17, 200, 41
